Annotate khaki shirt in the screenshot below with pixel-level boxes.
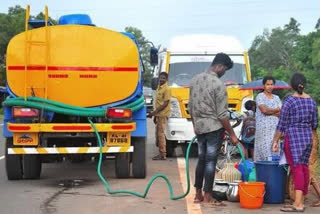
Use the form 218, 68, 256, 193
189, 70, 228, 134
155, 83, 171, 117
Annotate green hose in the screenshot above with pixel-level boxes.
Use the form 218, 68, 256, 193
90, 117, 195, 199
3, 96, 144, 116
4, 95, 194, 200
8, 96, 103, 112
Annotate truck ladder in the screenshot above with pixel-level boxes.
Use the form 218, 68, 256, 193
24, 5, 50, 100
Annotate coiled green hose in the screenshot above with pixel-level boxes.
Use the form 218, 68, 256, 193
3, 96, 145, 116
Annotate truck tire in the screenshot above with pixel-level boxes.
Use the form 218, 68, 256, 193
132, 137, 146, 178
5, 138, 23, 180
182, 143, 198, 158
166, 139, 177, 157
23, 154, 42, 179
115, 153, 130, 178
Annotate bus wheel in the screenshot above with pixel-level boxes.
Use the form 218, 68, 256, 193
5, 138, 23, 180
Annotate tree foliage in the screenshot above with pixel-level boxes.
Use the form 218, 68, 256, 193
0, 6, 25, 85
249, 18, 320, 103
0, 5, 57, 85
124, 26, 154, 87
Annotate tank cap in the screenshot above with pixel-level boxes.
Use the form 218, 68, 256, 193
58, 14, 95, 26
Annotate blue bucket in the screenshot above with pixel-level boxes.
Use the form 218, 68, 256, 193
255, 161, 287, 204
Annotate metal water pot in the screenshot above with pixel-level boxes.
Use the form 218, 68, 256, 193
212, 181, 229, 201
226, 182, 239, 202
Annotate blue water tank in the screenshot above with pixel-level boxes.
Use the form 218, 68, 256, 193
58, 14, 95, 26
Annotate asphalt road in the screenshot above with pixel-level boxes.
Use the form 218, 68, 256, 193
0, 117, 319, 214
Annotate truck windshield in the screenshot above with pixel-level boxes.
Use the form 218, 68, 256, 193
167, 55, 248, 87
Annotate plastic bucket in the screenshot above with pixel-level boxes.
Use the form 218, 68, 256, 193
255, 161, 287, 204
238, 159, 254, 181
238, 182, 265, 209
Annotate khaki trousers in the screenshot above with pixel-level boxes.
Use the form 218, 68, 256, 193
156, 116, 168, 158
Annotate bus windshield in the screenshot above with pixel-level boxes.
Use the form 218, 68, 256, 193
167, 55, 248, 87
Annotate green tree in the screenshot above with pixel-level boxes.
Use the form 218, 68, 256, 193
249, 18, 301, 78
34, 12, 57, 25
292, 31, 320, 102
124, 26, 154, 87
315, 18, 320, 29
0, 5, 57, 86
249, 18, 320, 103
0, 6, 26, 85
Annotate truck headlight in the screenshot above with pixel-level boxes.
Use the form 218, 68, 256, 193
170, 98, 182, 118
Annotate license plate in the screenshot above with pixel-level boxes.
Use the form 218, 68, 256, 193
13, 133, 38, 146
107, 132, 130, 146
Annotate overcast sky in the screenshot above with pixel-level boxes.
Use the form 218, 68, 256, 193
1, 0, 319, 50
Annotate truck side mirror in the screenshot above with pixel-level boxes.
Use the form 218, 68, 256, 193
151, 77, 159, 90
150, 47, 158, 66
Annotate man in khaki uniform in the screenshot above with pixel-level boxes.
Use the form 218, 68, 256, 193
148, 72, 171, 160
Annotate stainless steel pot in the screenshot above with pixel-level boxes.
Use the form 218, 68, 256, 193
212, 181, 229, 201
226, 182, 239, 202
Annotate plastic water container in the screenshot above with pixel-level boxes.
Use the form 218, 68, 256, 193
267, 155, 280, 161
255, 161, 287, 204
238, 159, 254, 181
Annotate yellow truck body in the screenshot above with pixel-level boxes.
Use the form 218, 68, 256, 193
7, 25, 139, 107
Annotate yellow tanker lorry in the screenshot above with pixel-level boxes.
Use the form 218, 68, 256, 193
2, 6, 151, 180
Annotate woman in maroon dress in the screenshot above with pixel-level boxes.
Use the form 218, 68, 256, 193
272, 73, 318, 212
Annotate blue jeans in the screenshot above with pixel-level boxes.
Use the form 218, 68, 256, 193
194, 128, 224, 193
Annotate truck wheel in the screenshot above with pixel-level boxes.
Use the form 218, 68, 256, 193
23, 154, 42, 179
5, 138, 23, 180
132, 137, 146, 178
166, 139, 176, 157
182, 143, 198, 158
115, 153, 130, 178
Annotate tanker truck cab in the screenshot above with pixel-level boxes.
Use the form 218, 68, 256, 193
151, 36, 253, 156
3, 6, 147, 180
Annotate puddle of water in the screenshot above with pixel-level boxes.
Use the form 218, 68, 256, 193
41, 179, 92, 214
57, 179, 88, 188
